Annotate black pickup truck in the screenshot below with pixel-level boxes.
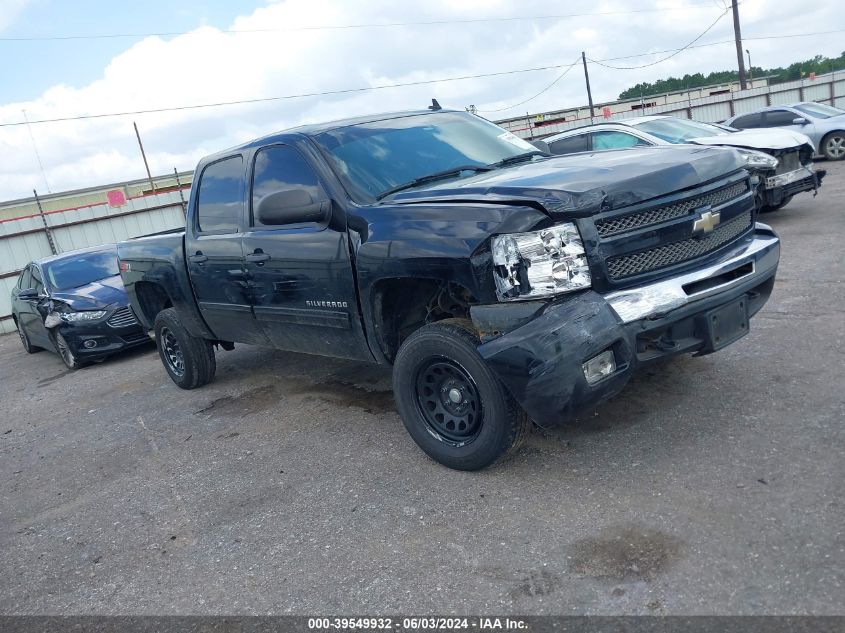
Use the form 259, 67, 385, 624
118, 108, 780, 470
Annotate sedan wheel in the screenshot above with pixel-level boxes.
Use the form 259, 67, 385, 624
55, 332, 81, 369
822, 133, 845, 160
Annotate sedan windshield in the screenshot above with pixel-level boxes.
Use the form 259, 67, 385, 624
793, 103, 845, 119
313, 111, 538, 202
633, 118, 730, 143
45, 248, 119, 290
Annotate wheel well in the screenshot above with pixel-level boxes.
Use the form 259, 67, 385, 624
372, 278, 476, 363
135, 281, 173, 325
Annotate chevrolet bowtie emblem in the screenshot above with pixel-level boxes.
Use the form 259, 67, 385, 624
693, 207, 721, 235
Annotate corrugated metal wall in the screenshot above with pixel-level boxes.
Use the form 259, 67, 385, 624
0, 190, 187, 335
499, 72, 845, 138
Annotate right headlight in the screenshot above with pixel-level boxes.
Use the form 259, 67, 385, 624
491, 222, 591, 301
735, 148, 778, 170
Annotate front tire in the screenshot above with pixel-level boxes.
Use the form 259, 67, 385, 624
154, 307, 216, 389
760, 195, 792, 213
392, 320, 528, 471
54, 331, 83, 369
821, 132, 845, 161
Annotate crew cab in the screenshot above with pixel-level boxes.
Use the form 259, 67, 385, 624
118, 108, 780, 470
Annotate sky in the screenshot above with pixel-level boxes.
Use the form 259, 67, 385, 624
0, 0, 843, 201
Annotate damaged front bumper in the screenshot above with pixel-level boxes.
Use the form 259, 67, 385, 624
759, 165, 825, 207
472, 224, 780, 426
46, 313, 150, 360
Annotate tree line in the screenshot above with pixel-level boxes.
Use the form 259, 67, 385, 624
618, 51, 845, 100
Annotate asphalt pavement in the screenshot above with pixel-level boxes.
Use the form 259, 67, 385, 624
1, 161, 843, 615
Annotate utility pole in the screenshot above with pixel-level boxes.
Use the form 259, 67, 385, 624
731, 0, 747, 90
133, 121, 157, 194
582, 51, 595, 123
746, 49, 753, 84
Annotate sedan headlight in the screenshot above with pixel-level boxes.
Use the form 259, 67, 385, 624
60, 310, 107, 322
735, 148, 778, 170
491, 222, 591, 301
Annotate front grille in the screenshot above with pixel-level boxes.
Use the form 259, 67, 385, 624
595, 180, 748, 237
107, 306, 139, 328
606, 210, 753, 280
775, 151, 801, 174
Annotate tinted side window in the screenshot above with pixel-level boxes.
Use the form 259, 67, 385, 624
30, 266, 44, 293
18, 266, 32, 290
731, 113, 763, 129
763, 110, 797, 126
548, 134, 590, 155
251, 145, 325, 227
196, 156, 244, 233
591, 131, 646, 150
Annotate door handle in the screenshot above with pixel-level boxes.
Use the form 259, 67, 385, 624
189, 253, 208, 264
245, 252, 271, 263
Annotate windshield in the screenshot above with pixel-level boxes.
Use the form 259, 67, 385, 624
313, 111, 537, 201
793, 102, 845, 119
45, 248, 119, 290
632, 118, 730, 143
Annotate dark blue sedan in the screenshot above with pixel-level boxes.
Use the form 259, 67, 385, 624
10, 244, 150, 369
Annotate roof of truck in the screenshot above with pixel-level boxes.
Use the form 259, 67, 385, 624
237, 108, 453, 150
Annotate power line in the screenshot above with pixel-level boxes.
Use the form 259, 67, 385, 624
0, 62, 579, 127
478, 57, 582, 113
587, 8, 730, 70
590, 29, 845, 63
0, 5, 722, 42
2, 27, 841, 128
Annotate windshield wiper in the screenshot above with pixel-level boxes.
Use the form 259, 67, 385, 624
489, 150, 549, 168
376, 165, 493, 200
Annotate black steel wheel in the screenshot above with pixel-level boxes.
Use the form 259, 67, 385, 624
160, 326, 185, 377
415, 359, 483, 444
393, 319, 529, 471
154, 307, 216, 389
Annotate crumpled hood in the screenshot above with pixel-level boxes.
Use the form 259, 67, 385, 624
388, 145, 745, 216
690, 128, 813, 151
50, 274, 127, 310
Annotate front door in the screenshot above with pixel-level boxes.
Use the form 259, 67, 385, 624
187, 155, 267, 345
241, 144, 371, 360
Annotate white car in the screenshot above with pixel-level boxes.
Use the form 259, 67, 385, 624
542, 116, 825, 212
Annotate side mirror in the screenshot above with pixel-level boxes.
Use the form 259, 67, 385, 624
792, 117, 809, 126
17, 288, 39, 300
256, 188, 331, 226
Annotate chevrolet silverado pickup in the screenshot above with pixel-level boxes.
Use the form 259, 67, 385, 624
117, 108, 780, 470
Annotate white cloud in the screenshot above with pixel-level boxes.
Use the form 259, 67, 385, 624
0, 0, 843, 200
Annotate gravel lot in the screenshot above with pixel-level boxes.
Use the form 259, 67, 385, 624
1, 161, 843, 616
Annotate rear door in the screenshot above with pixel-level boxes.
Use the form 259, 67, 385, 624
186, 155, 268, 345
241, 143, 371, 360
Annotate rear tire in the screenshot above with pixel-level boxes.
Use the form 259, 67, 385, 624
392, 320, 528, 471
821, 132, 845, 161
16, 320, 41, 354
154, 307, 216, 389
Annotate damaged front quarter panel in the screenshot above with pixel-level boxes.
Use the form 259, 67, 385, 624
476, 291, 633, 426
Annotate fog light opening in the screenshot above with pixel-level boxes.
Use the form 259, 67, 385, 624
83, 339, 98, 349
582, 350, 617, 385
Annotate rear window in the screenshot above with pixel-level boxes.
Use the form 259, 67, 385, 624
548, 134, 590, 155
731, 113, 763, 129
196, 156, 244, 233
